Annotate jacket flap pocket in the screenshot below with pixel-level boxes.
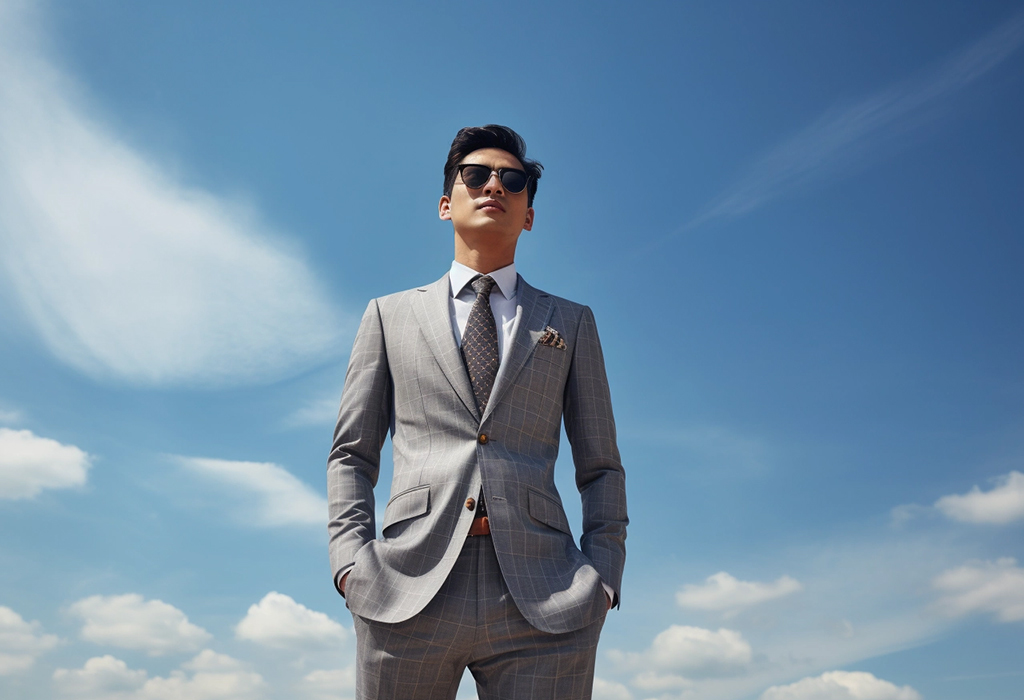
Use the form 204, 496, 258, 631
527, 488, 572, 535
383, 485, 430, 531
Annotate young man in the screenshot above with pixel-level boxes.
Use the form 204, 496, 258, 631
328, 125, 627, 699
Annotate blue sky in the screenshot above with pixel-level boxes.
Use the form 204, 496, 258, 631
1, 1, 1023, 699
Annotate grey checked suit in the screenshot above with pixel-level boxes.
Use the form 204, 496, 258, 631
327, 273, 627, 637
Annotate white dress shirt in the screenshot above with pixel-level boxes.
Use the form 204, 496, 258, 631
448, 260, 518, 361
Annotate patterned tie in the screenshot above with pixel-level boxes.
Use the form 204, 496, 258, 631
461, 275, 499, 414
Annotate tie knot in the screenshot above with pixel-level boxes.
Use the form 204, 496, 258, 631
471, 275, 496, 297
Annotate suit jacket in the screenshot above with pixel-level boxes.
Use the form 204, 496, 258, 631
327, 273, 627, 634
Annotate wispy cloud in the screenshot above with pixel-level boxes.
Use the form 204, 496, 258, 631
176, 456, 326, 527
676, 572, 802, 615
283, 396, 340, 429
0, 400, 23, 425
0, 427, 91, 499
660, 9, 1024, 243
0, 2, 348, 387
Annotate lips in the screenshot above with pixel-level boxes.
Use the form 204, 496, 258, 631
479, 199, 505, 212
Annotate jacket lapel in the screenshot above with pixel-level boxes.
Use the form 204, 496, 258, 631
482, 276, 552, 423
413, 274, 480, 422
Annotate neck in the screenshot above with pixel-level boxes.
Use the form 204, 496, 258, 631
454, 237, 516, 274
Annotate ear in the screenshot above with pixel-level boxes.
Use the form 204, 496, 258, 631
438, 196, 452, 221
522, 207, 534, 231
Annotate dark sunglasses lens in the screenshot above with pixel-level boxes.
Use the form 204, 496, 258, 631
500, 170, 528, 193
460, 165, 491, 188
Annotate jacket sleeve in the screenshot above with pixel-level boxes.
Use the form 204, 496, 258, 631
327, 298, 392, 591
563, 305, 628, 605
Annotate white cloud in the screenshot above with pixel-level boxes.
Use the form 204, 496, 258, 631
932, 557, 1024, 623
760, 670, 921, 700
609, 625, 752, 682
0, 2, 346, 387
236, 592, 347, 648
592, 677, 634, 700
69, 594, 211, 656
934, 471, 1024, 524
141, 650, 264, 700
53, 655, 148, 697
632, 670, 692, 692
676, 572, 802, 613
0, 427, 91, 499
54, 651, 265, 700
300, 667, 356, 700
180, 649, 245, 673
176, 457, 326, 527
0, 605, 59, 674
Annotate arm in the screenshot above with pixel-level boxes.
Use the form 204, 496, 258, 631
563, 306, 628, 607
327, 299, 393, 594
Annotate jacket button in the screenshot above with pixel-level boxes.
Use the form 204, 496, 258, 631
465, 497, 476, 511
478, 434, 488, 444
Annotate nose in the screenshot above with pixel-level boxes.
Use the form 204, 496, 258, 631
482, 171, 504, 195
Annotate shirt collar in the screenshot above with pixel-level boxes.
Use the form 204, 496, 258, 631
449, 260, 517, 300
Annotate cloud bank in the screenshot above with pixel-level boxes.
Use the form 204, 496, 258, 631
0, 427, 91, 499
0, 605, 59, 675
53, 651, 265, 700
760, 670, 921, 700
300, 666, 357, 700
0, 1, 346, 387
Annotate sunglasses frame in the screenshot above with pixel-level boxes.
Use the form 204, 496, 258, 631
456, 164, 530, 194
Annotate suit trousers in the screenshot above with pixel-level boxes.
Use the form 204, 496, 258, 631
352, 535, 605, 700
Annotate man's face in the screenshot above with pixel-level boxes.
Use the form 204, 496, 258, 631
439, 147, 534, 248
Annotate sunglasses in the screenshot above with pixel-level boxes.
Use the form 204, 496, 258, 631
457, 164, 530, 194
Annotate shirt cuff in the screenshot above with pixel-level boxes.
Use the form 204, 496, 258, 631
335, 566, 354, 597
601, 581, 616, 608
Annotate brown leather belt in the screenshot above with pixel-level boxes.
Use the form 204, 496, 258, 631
467, 516, 490, 536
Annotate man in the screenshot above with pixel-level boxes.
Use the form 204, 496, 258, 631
328, 125, 627, 699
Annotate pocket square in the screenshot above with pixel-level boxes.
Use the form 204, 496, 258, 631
538, 326, 566, 350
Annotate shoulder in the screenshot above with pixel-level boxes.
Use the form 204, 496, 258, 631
521, 277, 590, 321
370, 275, 448, 314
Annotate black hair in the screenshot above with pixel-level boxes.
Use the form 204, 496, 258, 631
443, 124, 543, 207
